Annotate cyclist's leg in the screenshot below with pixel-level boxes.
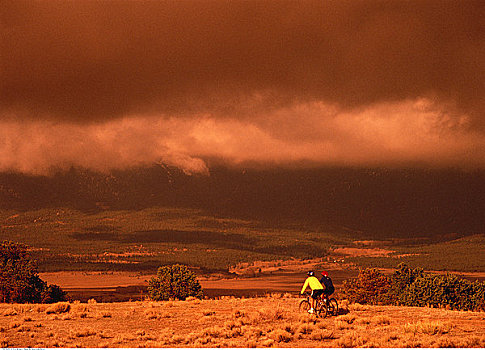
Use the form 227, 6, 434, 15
310, 290, 316, 311
312, 289, 324, 311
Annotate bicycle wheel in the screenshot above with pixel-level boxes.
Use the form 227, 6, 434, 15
327, 298, 339, 316
315, 300, 328, 318
299, 299, 311, 313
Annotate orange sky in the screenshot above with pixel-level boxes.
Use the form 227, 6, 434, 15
1, 0, 484, 174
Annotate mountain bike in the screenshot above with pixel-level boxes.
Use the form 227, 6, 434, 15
299, 292, 339, 318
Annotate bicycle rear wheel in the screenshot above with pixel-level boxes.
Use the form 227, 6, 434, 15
327, 298, 339, 316
299, 299, 311, 313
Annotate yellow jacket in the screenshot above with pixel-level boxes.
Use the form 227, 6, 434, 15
301, 276, 324, 293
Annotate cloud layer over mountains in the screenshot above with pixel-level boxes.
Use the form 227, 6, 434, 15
1, 0, 484, 174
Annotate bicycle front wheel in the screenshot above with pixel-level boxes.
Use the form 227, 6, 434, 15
299, 299, 311, 313
327, 298, 339, 316
315, 300, 328, 318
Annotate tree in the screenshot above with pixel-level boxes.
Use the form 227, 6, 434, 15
148, 264, 203, 301
0, 241, 66, 303
388, 263, 425, 304
341, 268, 391, 304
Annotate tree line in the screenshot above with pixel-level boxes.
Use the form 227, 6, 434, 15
342, 264, 485, 311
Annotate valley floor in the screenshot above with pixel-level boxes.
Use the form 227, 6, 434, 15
1, 296, 484, 348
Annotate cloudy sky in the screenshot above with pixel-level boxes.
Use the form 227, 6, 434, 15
1, 0, 484, 174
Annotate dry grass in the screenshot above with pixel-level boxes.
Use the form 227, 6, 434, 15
349, 302, 370, 311
372, 315, 391, 325
202, 309, 215, 316
0, 336, 8, 348
335, 313, 356, 324
45, 302, 71, 314
336, 331, 369, 347
0, 297, 483, 348
268, 329, 292, 343
403, 320, 453, 335
3, 308, 17, 316
74, 328, 97, 337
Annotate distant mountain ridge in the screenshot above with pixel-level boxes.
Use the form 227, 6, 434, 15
1, 166, 484, 237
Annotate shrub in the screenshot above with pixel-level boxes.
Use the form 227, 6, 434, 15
388, 263, 425, 304
342, 264, 485, 311
147, 264, 203, 301
399, 271, 485, 311
341, 268, 391, 304
0, 241, 67, 303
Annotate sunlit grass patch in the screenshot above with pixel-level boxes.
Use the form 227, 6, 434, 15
403, 320, 452, 335
311, 329, 334, 341
349, 303, 369, 311
71, 303, 89, 313
268, 329, 292, 343
98, 330, 112, 339
246, 339, 257, 348
202, 309, 215, 316
257, 306, 285, 321
144, 309, 162, 320
3, 308, 17, 316
0, 295, 481, 348
336, 331, 368, 347
260, 338, 275, 347
355, 316, 371, 325
9, 321, 21, 329
233, 310, 246, 318
0, 336, 9, 348
74, 328, 97, 337
335, 313, 356, 324
185, 296, 201, 303
34, 305, 47, 313
282, 322, 296, 335
45, 302, 70, 314
297, 322, 315, 335
298, 313, 315, 323
334, 320, 352, 330
17, 325, 31, 332
202, 325, 226, 338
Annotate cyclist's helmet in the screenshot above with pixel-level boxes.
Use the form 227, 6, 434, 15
321, 271, 329, 277
307, 271, 314, 276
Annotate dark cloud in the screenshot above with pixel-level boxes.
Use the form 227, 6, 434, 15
1, 0, 484, 123
1, 1, 484, 174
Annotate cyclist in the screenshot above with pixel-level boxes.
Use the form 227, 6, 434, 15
300, 271, 324, 314
320, 270, 335, 300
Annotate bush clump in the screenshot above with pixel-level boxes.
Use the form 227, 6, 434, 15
0, 241, 67, 303
341, 268, 391, 305
342, 263, 485, 311
148, 264, 203, 301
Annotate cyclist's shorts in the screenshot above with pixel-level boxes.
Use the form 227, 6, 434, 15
311, 289, 324, 299
324, 287, 334, 297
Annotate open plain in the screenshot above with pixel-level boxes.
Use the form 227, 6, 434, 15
1, 296, 484, 348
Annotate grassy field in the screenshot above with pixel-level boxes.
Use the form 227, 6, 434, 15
0, 207, 346, 273
1, 207, 484, 274
345, 234, 485, 272
1, 296, 484, 348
